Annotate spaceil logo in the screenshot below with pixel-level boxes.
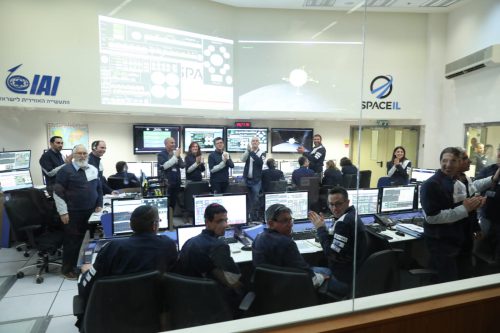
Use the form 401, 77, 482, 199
362, 75, 401, 110
5, 64, 60, 96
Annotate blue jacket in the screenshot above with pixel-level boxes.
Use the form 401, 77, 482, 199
242, 150, 265, 181
208, 151, 234, 183
322, 168, 343, 186
157, 150, 185, 186
292, 166, 315, 186
185, 154, 205, 182
387, 160, 411, 185
88, 153, 113, 194
303, 145, 326, 173
39, 149, 64, 191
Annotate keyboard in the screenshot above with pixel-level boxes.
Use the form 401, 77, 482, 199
398, 217, 425, 227
221, 237, 238, 244
292, 230, 317, 241
366, 224, 393, 240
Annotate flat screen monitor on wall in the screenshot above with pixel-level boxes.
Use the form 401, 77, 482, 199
270, 128, 313, 153
183, 126, 224, 152
0, 150, 31, 172
226, 128, 268, 153
133, 124, 180, 154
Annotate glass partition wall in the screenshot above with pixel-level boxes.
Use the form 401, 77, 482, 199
1, 0, 500, 331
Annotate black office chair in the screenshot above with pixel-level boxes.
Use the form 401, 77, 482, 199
359, 170, 372, 188
377, 176, 393, 188
297, 176, 321, 211
355, 249, 401, 297
4, 196, 63, 283
248, 265, 318, 315
342, 174, 357, 189
227, 182, 248, 194
75, 270, 164, 333
319, 185, 334, 213
107, 175, 140, 190
473, 236, 500, 276
163, 272, 234, 329
265, 180, 288, 193
183, 181, 210, 218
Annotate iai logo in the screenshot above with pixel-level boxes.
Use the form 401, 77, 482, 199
5, 64, 60, 96
362, 75, 401, 110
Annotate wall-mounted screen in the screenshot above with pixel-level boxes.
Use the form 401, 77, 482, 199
133, 124, 180, 154
271, 128, 313, 153
183, 126, 224, 152
226, 128, 268, 153
99, 16, 233, 110
0, 170, 33, 191
0, 150, 31, 172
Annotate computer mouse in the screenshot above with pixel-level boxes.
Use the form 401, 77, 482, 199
395, 231, 405, 237
241, 245, 252, 251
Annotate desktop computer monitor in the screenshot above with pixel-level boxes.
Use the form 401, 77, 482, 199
193, 193, 247, 226
347, 189, 379, 215
111, 197, 169, 236
0, 169, 33, 192
126, 162, 153, 178
379, 185, 416, 213
264, 191, 308, 221
232, 162, 245, 178
176, 225, 205, 250
0, 150, 31, 172
279, 160, 299, 176
411, 168, 436, 183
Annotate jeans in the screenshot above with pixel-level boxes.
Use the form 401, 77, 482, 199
245, 179, 261, 221
312, 266, 350, 296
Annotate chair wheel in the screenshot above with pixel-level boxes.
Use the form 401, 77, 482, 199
36, 277, 44, 284
16, 247, 22, 252
16, 272, 24, 279
24, 252, 30, 258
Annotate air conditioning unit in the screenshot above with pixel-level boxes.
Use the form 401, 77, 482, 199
445, 44, 500, 79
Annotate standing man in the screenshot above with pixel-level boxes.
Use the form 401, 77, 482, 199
88, 140, 113, 195
177, 203, 242, 307
309, 187, 368, 296
158, 137, 185, 211
241, 136, 265, 221
54, 144, 103, 279
208, 137, 234, 194
473, 143, 488, 177
252, 204, 328, 288
298, 134, 326, 175
39, 136, 71, 195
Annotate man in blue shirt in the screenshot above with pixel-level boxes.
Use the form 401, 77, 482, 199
39, 136, 71, 195
54, 144, 103, 279
88, 140, 114, 195
292, 156, 315, 186
158, 137, 185, 211
241, 136, 265, 221
208, 137, 234, 193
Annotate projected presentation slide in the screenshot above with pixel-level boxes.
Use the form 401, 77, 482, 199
184, 127, 224, 152
226, 128, 268, 153
0, 150, 31, 172
99, 16, 234, 110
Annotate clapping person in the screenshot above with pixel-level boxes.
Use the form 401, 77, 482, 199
185, 142, 206, 182
387, 146, 411, 185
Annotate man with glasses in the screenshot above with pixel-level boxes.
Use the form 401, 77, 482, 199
76, 205, 177, 330
54, 144, 103, 279
39, 136, 72, 195
308, 187, 367, 296
252, 204, 329, 288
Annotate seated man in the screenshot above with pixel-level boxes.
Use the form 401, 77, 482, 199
76, 205, 177, 328
292, 156, 315, 187
252, 204, 328, 288
261, 158, 285, 193
177, 203, 243, 304
108, 161, 140, 190
309, 187, 367, 296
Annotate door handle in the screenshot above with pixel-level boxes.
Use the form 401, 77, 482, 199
377, 161, 383, 168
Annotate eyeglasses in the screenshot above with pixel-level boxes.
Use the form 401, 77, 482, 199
270, 205, 291, 221
328, 201, 346, 208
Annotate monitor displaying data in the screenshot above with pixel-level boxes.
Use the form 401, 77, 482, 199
111, 197, 169, 236
0, 150, 31, 172
264, 191, 308, 220
347, 189, 379, 215
411, 168, 435, 183
183, 127, 224, 152
126, 162, 153, 178
231, 162, 245, 178
176, 226, 205, 250
99, 16, 233, 110
226, 128, 268, 153
271, 128, 313, 153
133, 124, 180, 154
193, 194, 247, 225
0, 170, 33, 191
279, 160, 299, 176
380, 185, 416, 213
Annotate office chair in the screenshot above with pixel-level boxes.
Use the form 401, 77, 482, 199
4, 196, 63, 284
75, 270, 163, 333
265, 180, 288, 193
227, 182, 248, 194
297, 176, 321, 211
319, 185, 334, 213
183, 181, 210, 219
359, 170, 372, 188
342, 174, 357, 189
377, 176, 393, 188
247, 264, 318, 315
163, 272, 234, 329
473, 236, 500, 276
355, 249, 401, 297
107, 175, 140, 190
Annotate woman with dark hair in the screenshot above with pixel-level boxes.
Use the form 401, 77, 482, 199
185, 142, 206, 182
387, 146, 411, 185
322, 160, 343, 186
339, 157, 357, 175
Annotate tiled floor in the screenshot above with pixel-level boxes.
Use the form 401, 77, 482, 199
0, 247, 78, 333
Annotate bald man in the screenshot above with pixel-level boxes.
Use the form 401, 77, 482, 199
158, 137, 185, 210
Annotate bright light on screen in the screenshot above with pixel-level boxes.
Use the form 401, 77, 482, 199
184, 127, 224, 152
99, 16, 233, 110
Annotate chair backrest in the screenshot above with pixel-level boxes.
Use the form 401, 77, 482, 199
83, 271, 163, 333
183, 181, 211, 212
266, 180, 288, 193
377, 176, 393, 188
227, 182, 248, 194
359, 170, 372, 188
107, 176, 138, 190
355, 249, 399, 297
252, 265, 318, 315
297, 177, 321, 210
163, 272, 234, 329
342, 173, 357, 189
